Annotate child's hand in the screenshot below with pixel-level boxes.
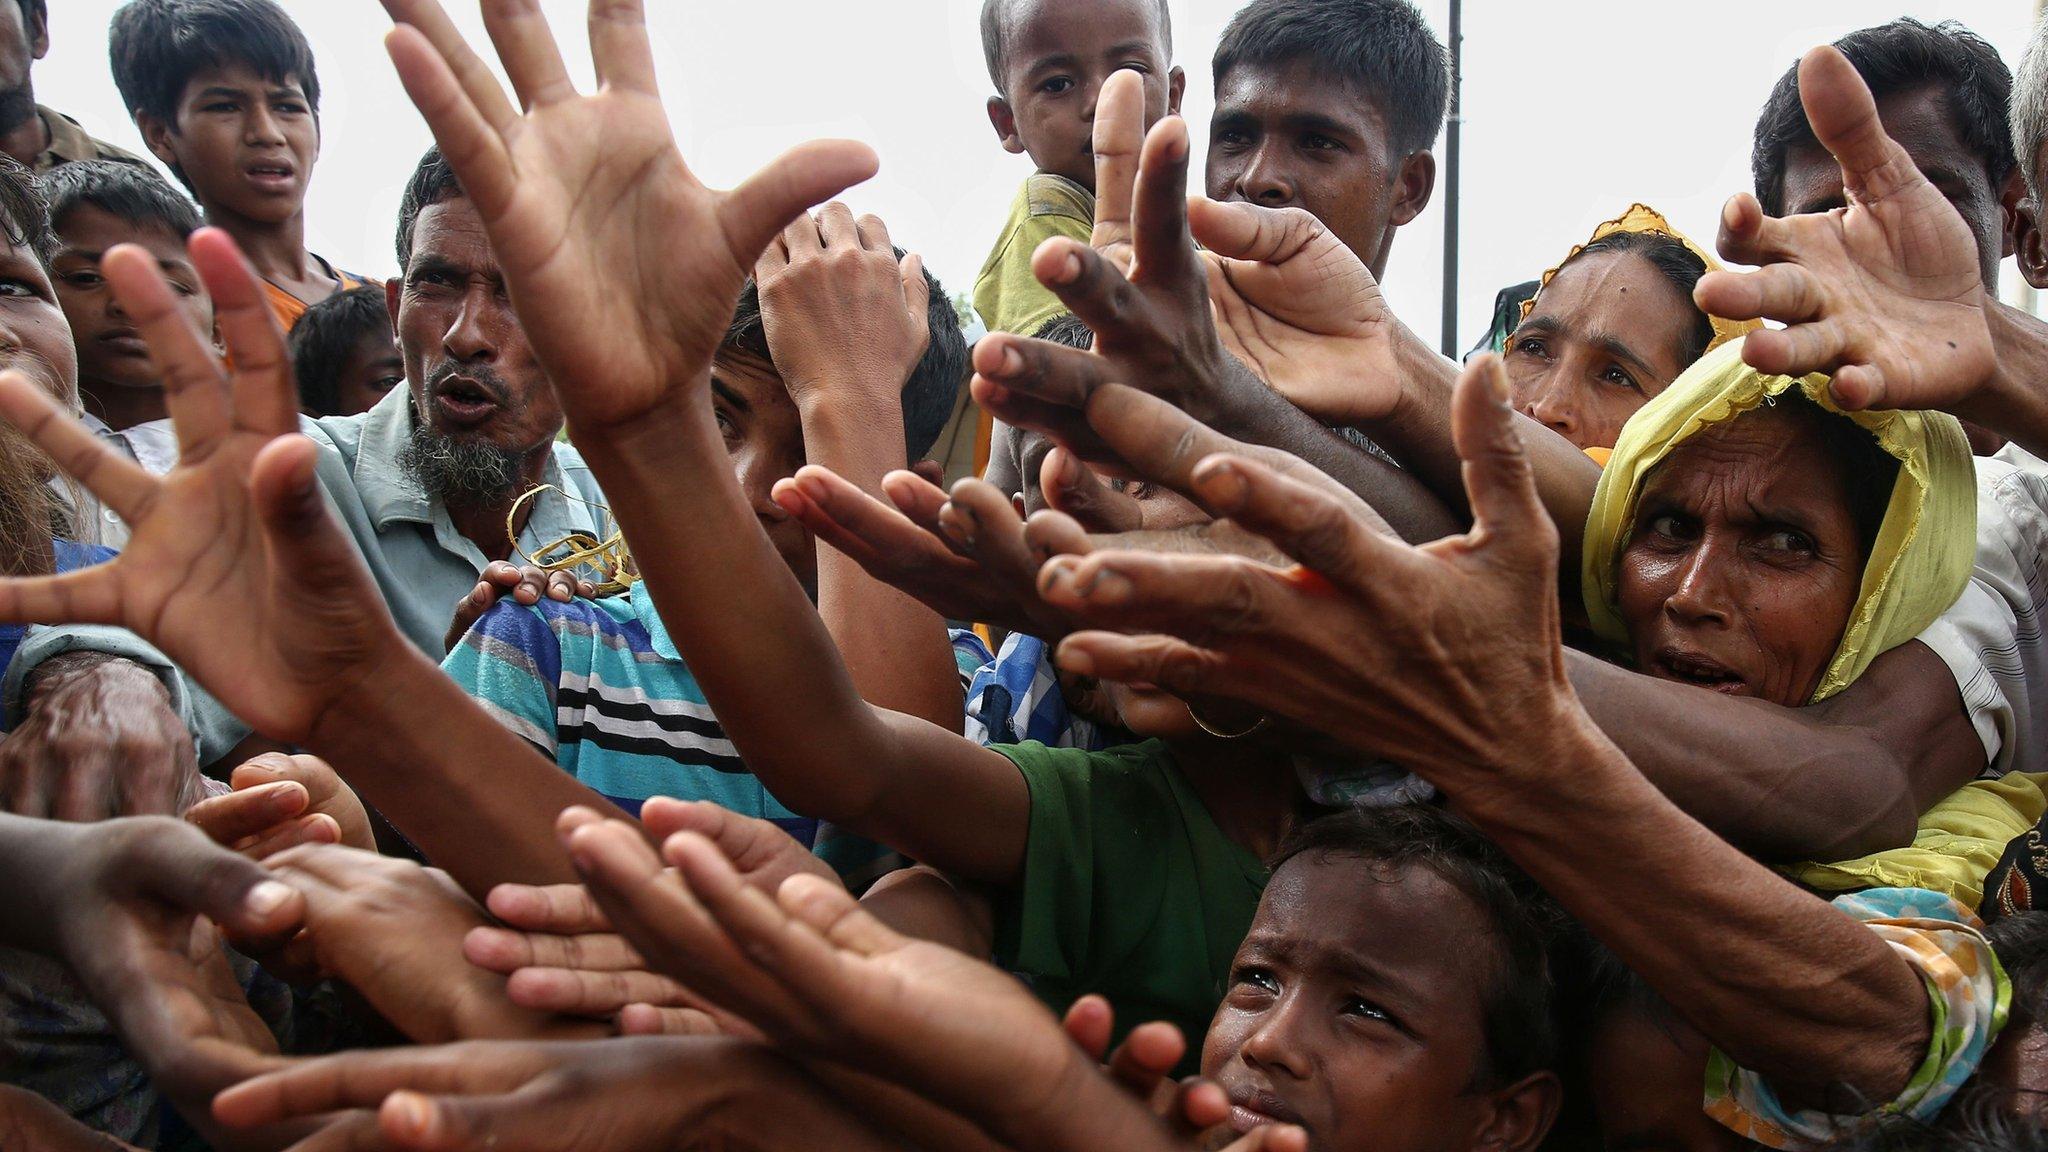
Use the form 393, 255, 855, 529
445, 562, 594, 652
378, 0, 877, 441
560, 812, 1089, 1145
187, 754, 376, 860
262, 844, 605, 1045
773, 465, 1097, 638
1063, 998, 1232, 1139
0, 232, 413, 747
756, 205, 931, 425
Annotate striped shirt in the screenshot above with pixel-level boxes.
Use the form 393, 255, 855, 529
444, 587, 828, 857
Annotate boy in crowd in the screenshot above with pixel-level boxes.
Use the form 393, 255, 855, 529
41, 160, 207, 435
444, 206, 968, 888
0, 1, 149, 173
1206, 0, 1446, 279
289, 285, 400, 417
972, 0, 1182, 338
109, 0, 374, 333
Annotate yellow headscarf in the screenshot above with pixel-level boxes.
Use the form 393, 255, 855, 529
1522, 204, 1762, 355
1580, 338, 1976, 704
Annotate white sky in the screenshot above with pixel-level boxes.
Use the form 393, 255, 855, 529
35, 1, 2046, 352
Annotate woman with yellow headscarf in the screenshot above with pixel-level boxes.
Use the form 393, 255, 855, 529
1582, 338, 2043, 907
1506, 205, 1759, 458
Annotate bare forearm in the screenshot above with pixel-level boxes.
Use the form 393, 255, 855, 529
1214, 368, 1457, 544
1458, 711, 1930, 1107
1977, 303, 2048, 458
304, 647, 623, 896
1564, 642, 1979, 861
802, 404, 965, 732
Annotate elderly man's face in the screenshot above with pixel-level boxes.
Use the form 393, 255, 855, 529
1778, 85, 2009, 287
393, 197, 564, 457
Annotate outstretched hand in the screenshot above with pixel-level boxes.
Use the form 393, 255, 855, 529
1693, 45, 1995, 412
0, 230, 406, 745
378, 0, 877, 439
1041, 356, 1575, 786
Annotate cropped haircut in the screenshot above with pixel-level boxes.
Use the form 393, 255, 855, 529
1213, 0, 1449, 157
2013, 16, 2048, 201
0, 155, 55, 263
394, 146, 464, 272
290, 287, 391, 417
1752, 19, 2013, 217
109, 0, 321, 128
980, 0, 1173, 93
1270, 804, 1562, 1090
38, 160, 202, 242
1560, 231, 1714, 366
723, 262, 967, 463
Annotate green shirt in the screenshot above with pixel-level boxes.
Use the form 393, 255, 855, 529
990, 739, 1269, 1064
973, 173, 1094, 336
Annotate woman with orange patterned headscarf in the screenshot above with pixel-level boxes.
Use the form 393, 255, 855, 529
1506, 205, 1760, 458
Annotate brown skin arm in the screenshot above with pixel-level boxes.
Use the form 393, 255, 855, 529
1565, 639, 1985, 862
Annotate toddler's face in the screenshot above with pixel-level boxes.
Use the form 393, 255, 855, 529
992, 0, 1179, 189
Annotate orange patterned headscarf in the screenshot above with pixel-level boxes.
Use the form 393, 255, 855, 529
1520, 203, 1761, 355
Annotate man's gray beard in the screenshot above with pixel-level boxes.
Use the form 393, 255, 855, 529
397, 424, 525, 510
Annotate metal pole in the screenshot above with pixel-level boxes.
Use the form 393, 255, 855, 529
1439, 0, 1462, 358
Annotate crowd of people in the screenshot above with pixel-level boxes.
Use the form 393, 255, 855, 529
0, 0, 2045, 1149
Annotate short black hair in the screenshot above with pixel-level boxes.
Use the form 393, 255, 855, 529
1752, 19, 2014, 218
0, 156, 55, 264
1270, 804, 1561, 1090
980, 0, 1173, 94
290, 286, 391, 417
15, 2, 43, 31
109, 0, 321, 129
38, 160, 202, 243
1032, 312, 1092, 350
1213, 0, 1449, 157
723, 262, 967, 463
1561, 230, 1714, 366
394, 146, 465, 272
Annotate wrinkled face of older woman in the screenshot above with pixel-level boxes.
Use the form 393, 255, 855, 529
1613, 404, 1868, 708
1505, 251, 1698, 452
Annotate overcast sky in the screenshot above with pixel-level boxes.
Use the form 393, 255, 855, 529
35, 1, 2046, 352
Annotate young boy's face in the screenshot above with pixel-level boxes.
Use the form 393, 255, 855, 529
1207, 61, 1430, 277
1202, 852, 1541, 1152
51, 205, 210, 397
328, 326, 404, 417
144, 63, 319, 226
711, 348, 816, 590
989, 0, 1182, 190
0, 227, 77, 408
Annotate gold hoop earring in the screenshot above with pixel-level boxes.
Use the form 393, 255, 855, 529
1186, 702, 1270, 740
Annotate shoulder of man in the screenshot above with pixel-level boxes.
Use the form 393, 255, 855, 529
35, 106, 152, 172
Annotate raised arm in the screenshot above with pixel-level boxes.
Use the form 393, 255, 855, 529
378, 0, 1027, 882
1037, 357, 1946, 1110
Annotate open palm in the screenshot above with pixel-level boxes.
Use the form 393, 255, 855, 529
379, 0, 879, 434
0, 233, 403, 744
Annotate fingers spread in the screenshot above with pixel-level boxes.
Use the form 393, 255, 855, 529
720, 140, 880, 279
478, 0, 577, 110
1798, 45, 1922, 205
1131, 115, 1196, 285
188, 229, 299, 438
1029, 239, 1147, 345
382, 24, 518, 220
1089, 70, 1147, 252
587, 0, 659, 96
378, 0, 521, 132
102, 243, 231, 454
1053, 630, 1230, 699
0, 371, 158, 521
1692, 263, 1826, 326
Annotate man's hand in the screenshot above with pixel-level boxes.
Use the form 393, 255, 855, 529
445, 562, 594, 653
1, 655, 196, 821
261, 843, 603, 1044
378, 0, 877, 440
1693, 45, 1995, 413
1040, 356, 1575, 786
187, 753, 376, 859
0, 231, 411, 745
213, 1036, 897, 1152
756, 204, 930, 424
0, 815, 304, 1148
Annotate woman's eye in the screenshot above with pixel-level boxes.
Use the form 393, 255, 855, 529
1601, 365, 1641, 392
1648, 513, 1692, 540
0, 279, 38, 298
1760, 529, 1814, 554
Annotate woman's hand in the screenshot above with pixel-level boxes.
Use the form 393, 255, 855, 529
378, 0, 877, 441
